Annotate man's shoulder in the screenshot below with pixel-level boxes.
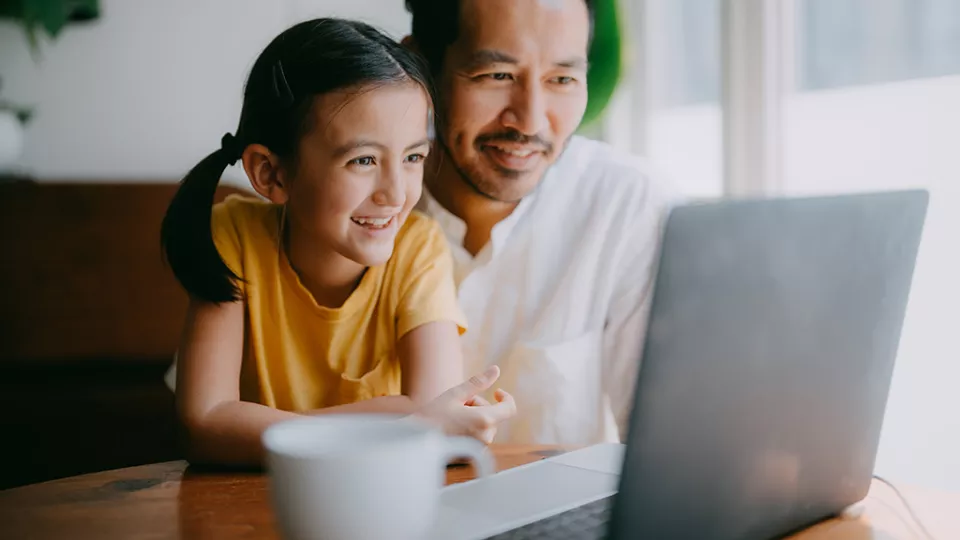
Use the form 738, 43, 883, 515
551, 136, 681, 214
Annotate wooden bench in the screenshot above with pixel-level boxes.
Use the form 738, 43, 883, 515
0, 180, 250, 489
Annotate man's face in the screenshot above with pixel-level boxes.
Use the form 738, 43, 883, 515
436, 0, 590, 202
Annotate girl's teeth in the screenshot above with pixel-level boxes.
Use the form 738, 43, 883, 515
352, 217, 392, 228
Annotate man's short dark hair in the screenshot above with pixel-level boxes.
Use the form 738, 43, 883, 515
405, 0, 595, 73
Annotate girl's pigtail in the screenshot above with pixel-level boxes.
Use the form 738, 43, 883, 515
161, 134, 244, 303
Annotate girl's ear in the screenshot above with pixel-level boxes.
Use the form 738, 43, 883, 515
242, 144, 290, 205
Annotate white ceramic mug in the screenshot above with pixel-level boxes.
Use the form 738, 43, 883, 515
262, 414, 494, 540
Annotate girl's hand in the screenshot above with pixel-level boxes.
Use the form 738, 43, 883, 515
463, 394, 498, 444
415, 366, 516, 444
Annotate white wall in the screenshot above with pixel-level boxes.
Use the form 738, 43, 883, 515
0, 0, 411, 185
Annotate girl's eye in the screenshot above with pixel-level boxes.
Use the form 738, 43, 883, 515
406, 153, 427, 163
349, 156, 375, 167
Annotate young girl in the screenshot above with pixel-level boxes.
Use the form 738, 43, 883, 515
161, 18, 514, 466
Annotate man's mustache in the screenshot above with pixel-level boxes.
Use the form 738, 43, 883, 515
476, 131, 553, 154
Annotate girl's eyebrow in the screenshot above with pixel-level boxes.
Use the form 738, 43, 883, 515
405, 138, 431, 151
332, 138, 431, 157
331, 139, 379, 158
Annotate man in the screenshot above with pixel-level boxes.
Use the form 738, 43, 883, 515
404, 0, 678, 445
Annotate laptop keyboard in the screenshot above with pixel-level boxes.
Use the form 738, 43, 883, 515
484, 495, 614, 539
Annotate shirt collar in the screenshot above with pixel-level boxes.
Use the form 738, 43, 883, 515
417, 186, 467, 248
417, 181, 540, 257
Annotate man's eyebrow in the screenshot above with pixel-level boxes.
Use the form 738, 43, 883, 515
556, 56, 589, 70
463, 49, 519, 70
463, 50, 590, 71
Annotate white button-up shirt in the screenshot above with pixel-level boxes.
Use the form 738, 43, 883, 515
417, 136, 678, 445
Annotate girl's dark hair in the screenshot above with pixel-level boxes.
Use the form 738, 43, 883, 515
161, 18, 435, 304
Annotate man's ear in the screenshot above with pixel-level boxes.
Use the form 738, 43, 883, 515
401, 34, 419, 53
241, 144, 290, 205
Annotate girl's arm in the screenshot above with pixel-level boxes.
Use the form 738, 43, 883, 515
175, 298, 293, 466
175, 299, 420, 467
398, 320, 466, 405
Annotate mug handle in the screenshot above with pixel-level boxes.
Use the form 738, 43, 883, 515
442, 436, 495, 477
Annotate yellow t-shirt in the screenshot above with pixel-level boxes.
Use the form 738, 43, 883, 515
211, 194, 466, 412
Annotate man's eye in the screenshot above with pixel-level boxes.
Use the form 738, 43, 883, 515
552, 76, 576, 85
483, 73, 513, 81
349, 156, 375, 166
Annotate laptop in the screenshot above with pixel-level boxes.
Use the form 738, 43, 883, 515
428, 189, 929, 540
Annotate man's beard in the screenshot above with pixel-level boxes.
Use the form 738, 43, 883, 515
440, 141, 514, 203
436, 130, 568, 204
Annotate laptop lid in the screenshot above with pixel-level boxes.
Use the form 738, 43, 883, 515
608, 190, 929, 540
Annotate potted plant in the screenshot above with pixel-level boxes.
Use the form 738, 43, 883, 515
0, 0, 100, 172
0, 0, 100, 50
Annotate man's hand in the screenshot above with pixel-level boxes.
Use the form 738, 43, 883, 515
416, 365, 516, 444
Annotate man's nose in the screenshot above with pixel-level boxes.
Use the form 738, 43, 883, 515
501, 82, 548, 136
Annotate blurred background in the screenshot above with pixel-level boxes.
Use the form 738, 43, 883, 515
0, 0, 957, 491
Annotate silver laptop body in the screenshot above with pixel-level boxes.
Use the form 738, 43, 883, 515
430, 190, 929, 540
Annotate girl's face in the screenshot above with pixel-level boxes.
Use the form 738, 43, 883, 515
286, 82, 432, 267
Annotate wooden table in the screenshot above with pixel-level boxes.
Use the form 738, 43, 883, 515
1, 445, 957, 539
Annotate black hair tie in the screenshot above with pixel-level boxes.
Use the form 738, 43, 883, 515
220, 133, 243, 165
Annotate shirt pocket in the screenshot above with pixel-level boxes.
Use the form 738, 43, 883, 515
498, 330, 604, 445
335, 355, 402, 405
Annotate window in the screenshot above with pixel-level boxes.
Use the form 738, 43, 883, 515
607, 0, 960, 490
784, 0, 960, 491
799, 0, 960, 90
609, 0, 723, 198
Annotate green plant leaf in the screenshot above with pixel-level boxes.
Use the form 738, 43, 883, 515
68, 0, 100, 21
16, 108, 33, 124
0, 0, 101, 48
38, 0, 69, 38
0, 100, 34, 124
0, 3, 24, 18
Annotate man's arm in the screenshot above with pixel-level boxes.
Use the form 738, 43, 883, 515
601, 271, 657, 439
601, 179, 679, 440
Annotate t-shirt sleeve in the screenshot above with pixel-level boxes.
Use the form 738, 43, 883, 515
210, 196, 245, 295
395, 217, 468, 339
